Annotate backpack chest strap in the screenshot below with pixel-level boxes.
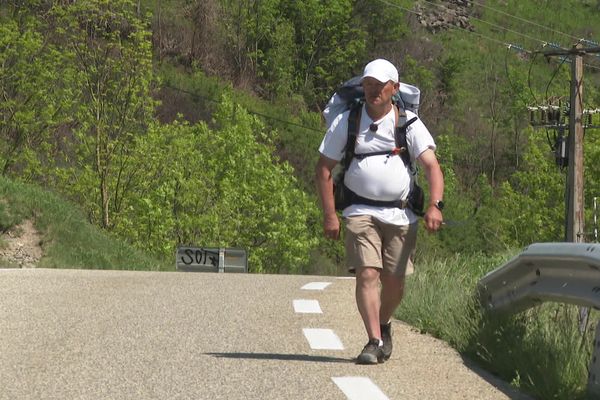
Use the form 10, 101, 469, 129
354, 148, 406, 160
343, 104, 418, 168
353, 105, 417, 162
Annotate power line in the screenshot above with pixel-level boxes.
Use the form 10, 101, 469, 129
376, 0, 533, 53
545, 56, 569, 101
374, 0, 422, 18
164, 2, 600, 136
504, 46, 532, 106
163, 83, 324, 133
418, 0, 554, 48
470, 28, 529, 50
538, 43, 600, 71
528, 51, 541, 105
378, 0, 574, 82
580, 39, 600, 65
469, 0, 583, 43
437, 0, 600, 69
377, 0, 600, 72
471, 1, 600, 64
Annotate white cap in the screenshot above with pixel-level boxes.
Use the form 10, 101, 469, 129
361, 59, 399, 84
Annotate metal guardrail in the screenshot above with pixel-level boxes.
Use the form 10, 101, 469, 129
176, 247, 248, 273
477, 242, 600, 397
478, 243, 600, 312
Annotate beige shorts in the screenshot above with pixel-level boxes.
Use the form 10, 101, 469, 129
344, 215, 417, 277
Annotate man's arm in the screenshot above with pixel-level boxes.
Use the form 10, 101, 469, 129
315, 154, 341, 240
417, 148, 444, 232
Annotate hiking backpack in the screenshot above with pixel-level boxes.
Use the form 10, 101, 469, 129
324, 76, 425, 215
322, 76, 421, 128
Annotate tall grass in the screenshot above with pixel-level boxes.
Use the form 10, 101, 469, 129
0, 176, 168, 271
399, 250, 597, 399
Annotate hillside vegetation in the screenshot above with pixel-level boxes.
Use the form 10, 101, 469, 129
3, 0, 600, 269
148, 0, 600, 261
2, 1, 600, 398
0, 176, 166, 270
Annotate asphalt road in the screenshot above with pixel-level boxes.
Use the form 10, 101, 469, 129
0, 268, 533, 399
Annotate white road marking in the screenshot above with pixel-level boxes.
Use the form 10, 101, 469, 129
332, 377, 390, 400
293, 299, 322, 314
301, 282, 331, 290
302, 328, 344, 350
336, 276, 356, 280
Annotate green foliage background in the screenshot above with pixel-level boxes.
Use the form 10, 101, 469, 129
3, 0, 600, 272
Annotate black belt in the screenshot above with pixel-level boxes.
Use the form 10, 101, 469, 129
345, 185, 408, 209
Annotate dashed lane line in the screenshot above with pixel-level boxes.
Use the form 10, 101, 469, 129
301, 282, 332, 290
331, 376, 390, 400
302, 328, 344, 350
299, 281, 391, 400
293, 299, 323, 314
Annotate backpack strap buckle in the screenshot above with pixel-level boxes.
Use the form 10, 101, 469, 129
388, 147, 407, 157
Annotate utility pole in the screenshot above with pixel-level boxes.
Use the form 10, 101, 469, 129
533, 43, 600, 241
566, 43, 585, 243
530, 43, 600, 334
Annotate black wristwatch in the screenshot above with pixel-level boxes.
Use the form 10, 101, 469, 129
433, 200, 444, 211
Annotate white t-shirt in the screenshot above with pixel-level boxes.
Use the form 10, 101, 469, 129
319, 105, 436, 226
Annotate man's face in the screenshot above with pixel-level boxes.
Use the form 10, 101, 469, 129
362, 77, 398, 106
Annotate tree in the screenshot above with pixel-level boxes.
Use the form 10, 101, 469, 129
51, 0, 156, 229
493, 131, 566, 246
282, 0, 366, 106
0, 8, 69, 178
262, 19, 295, 101
184, 0, 226, 74
112, 96, 319, 273
352, 0, 409, 51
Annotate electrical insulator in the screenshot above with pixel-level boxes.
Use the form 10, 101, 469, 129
549, 106, 561, 124
541, 106, 548, 124
527, 106, 539, 125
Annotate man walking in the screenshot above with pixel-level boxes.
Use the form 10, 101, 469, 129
315, 58, 444, 364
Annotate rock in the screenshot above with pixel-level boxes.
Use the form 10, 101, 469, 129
415, 0, 475, 33
0, 220, 43, 268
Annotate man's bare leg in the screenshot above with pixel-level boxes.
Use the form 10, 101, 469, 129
377, 270, 405, 360
355, 266, 382, 340
379, 270, 405, 324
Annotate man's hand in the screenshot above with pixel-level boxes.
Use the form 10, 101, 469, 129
315, 155, 340, 239
323, 213, 340, 240
423, 205, 443, 233
417, 149, 444, 233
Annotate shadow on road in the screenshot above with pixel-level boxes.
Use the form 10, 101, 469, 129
206, 352, 353, 364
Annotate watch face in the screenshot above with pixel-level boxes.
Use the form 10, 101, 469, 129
436, 200, 444, 211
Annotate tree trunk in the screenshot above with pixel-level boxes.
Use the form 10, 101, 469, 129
100, 173, 110, 229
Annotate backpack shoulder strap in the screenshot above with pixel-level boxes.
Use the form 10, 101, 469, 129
342, 104, 362, 171
394, 105, 418, 168
395, 105, 406, 129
